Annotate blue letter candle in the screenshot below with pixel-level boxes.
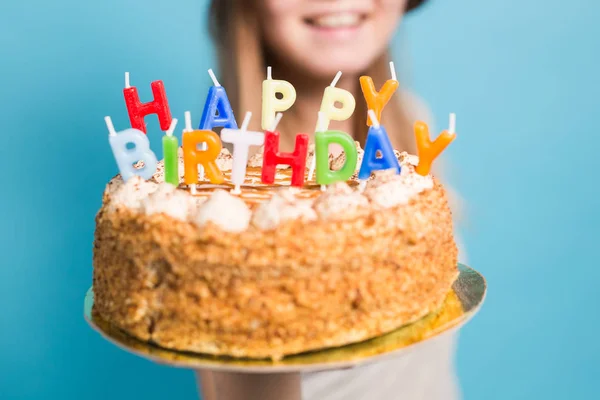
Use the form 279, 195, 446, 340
199, 86, 238, 130
358, 125, 400, 180
105, 116, 158, 182
109, 128, 158, 182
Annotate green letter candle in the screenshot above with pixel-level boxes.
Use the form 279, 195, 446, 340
315, 130, 358, 185
162, 118, 179, 186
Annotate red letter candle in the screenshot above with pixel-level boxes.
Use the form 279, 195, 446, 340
261, 131, 309, 187
123, 72, 173, 134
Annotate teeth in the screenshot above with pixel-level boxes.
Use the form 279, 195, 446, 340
312, 13, 361, 28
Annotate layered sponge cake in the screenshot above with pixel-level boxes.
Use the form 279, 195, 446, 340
92, 144, 458, 360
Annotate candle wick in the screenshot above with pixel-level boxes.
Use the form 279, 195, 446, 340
315, 111, 327, 132
241, 111, 252, 132
270, 113, 283, 132
330, 71, 342, 87
125, 72, 130, 89
448, 113, 456, 134
389, 61, 397, 81
267, 66, 272, 80
367, 109, 380, 128
184, 111, 193, 132
104, 116, 117, 137
308, 157, 316, 182
166, 118, 178, 136
208, 69, 221, 87
308, 111, 327, 182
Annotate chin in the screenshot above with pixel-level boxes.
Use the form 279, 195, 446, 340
299, 54, 376, 80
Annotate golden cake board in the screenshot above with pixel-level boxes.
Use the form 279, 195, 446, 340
85, 264, 485, 399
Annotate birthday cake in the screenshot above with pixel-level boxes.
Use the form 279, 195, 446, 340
92, 70, 458, 359
93, 145, 458, 360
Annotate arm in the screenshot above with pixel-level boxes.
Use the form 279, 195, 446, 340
196, 370, 302, 400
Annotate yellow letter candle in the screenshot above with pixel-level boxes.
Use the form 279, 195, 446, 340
319, 71, 356, 130
262, 66, 297, 130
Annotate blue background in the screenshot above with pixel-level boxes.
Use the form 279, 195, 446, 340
1, 0, 598, 398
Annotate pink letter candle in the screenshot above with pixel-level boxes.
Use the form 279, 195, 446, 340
123, 72, 172, 134
105, 116, 158, 182
358, 111, 400, 180
199, 69, 238, 130
221, 112, 266, 194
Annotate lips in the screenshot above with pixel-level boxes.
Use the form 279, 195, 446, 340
304, 12, 367, 29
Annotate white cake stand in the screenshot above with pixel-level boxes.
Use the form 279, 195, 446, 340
84, 264, 486, 400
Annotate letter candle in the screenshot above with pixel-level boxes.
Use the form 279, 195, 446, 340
162, 118, 179, 186
221, 112, 266, 194
262, 66, 297, 130
308, 71, 356, 181
182, 111, 225, 191
414, 113, 457, 176
199, 69, 238, 130
123, 72, 173, 134
105, 116, 158, 182
358, 110, 400, 180
319, 71, 356, 128
308, 112, 328, 183
314, 113, 358, 187
261, 118, 309, 187
360, 62, 399, 126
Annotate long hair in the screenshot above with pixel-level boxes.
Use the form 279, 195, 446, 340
209, 0, 426, 153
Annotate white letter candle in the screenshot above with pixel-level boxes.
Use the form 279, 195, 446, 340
261, 66, 297, 130
105, 116, 158, 182
221, 112, 266, 194
318, 71, 356, 130
307, 111, 328, 182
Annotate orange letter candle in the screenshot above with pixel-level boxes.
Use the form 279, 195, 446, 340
359, 62, 399, 126
183, 122, 224, 185
414, 113, 457, 176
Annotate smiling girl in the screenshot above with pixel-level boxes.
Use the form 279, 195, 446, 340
203, 0, 461, 399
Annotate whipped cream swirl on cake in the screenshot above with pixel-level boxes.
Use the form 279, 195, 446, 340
103, 143, 434, 232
